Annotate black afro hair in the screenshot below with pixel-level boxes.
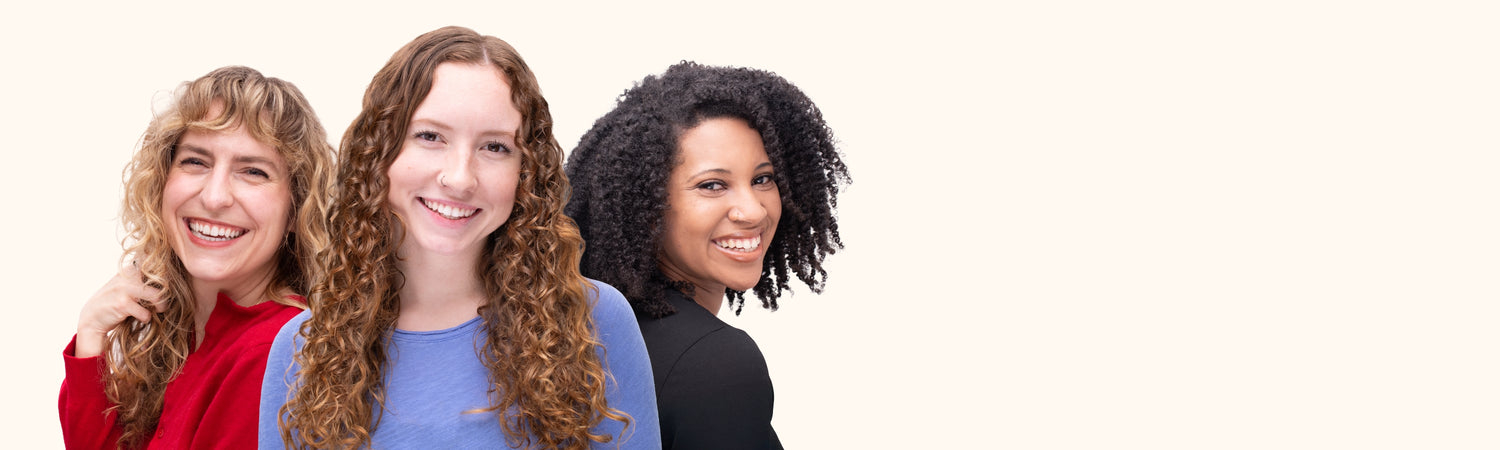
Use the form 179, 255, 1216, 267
565, 61, 851, 318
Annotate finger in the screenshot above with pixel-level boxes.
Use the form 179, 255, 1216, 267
137, 285, 166, 312
123, 301, 154, 324
121, 260, 142, 278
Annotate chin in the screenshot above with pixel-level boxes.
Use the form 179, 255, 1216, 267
181, 261, 227, 281
725, 277, 762, 293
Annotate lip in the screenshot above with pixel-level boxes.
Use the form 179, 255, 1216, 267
418, 197, 482, 228
712, 230, 768, 263
183, 217, 247, 249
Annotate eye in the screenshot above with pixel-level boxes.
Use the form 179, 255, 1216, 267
482, 142, 511, 154
244, 167, 270, 179
178, 157, 208, 169
696, 180, 727, 192
413, 130, 441, 142
753, 174, 776, 186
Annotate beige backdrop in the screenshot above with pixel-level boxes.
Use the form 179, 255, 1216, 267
2, 1, 1496, 448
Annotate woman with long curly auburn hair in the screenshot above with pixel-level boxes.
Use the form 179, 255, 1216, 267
565, 62, 850, 449
259, 26, 659, 449
59, 65, 335, 449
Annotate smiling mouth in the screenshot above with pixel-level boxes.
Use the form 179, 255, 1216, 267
714, 235, 762, 253
187, 219, 247, 242
421, 198, 478, 220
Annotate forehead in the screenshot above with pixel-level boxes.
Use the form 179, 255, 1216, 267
204, 99, 228, 120
410, 62, 521, 131
674, 117, 769, 168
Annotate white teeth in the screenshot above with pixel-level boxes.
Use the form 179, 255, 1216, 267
422, 199, 477, 220
714, 236, 761, 252
188, 220, 246, 241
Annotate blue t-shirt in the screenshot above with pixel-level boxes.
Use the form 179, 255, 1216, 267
258, 280, 660, 449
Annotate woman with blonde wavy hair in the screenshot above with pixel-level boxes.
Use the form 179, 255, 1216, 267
259, 26, 659, 449
59, 65, 335, 449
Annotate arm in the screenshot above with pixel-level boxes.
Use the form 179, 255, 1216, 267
59, 336, 123, 450
60, 265, 165, 448
258, 313, 307, 450
657, 328, 779, 450
588, 281, 662, 450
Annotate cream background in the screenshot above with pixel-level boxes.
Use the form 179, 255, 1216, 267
2, 1, 1497, 448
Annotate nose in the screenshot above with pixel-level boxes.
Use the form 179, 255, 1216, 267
728, 189, 770, 224
200, 168, 234, 210
441, 149, 477, 193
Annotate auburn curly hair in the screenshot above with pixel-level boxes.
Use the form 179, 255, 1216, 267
565, 61, 851, 318
278, 26, 626, 449
107, 65, 333, 448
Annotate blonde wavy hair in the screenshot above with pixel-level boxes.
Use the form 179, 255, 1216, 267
279, 26, 627, 449
107, 65, 334, 448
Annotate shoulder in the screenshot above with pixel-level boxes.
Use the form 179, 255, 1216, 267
585, 279, 654, 358
678, 325, 769, 379
636, 292, 728, 356
269, 310, 313, 355
644, 295, 770, 388
586, 278, 636, 328
242, 300, 307, 344
668, 326, 771, 393
259, 309, 312, 380
654, 323, 776, 442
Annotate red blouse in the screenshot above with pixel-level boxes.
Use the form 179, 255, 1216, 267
59, 293, 303, 449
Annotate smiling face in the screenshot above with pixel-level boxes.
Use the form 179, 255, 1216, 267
161, 119, 293, 299
658, 117, 782, 303
386, 62, 522, 261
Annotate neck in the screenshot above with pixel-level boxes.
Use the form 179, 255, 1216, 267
687, 282, 726, 315
189, 271, 276, 348
658, 259, 727, 315
395, 244, 486, 331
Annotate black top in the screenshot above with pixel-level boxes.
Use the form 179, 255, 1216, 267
636, 289, 783, 449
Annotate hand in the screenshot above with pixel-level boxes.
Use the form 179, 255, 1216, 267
74, 263, 164, 359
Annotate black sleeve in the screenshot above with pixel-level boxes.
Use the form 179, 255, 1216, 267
657, 326, 782, 450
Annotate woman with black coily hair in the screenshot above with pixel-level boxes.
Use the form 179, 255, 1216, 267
566, 61, 850, 449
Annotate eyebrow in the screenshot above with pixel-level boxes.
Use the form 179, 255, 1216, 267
407, 118, 454, 132
409, 117, 516, 139
686, 162, 774, 179
177, 144, 280, 167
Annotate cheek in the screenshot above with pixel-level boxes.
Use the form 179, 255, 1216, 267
385, 166, 416, 209
160, 175, 193, 214
680, 206, 729, 256
764, 189, 783, 222
159, 179, 192, 252
385, 164, 407, 192
664, 195, 708, 233
659, 227, 697, 269
249, 189, 296, 231
274, 192, 296, 231
385, 147, 423, 192
659, 208, 697, 255
497, 168, 521, 203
